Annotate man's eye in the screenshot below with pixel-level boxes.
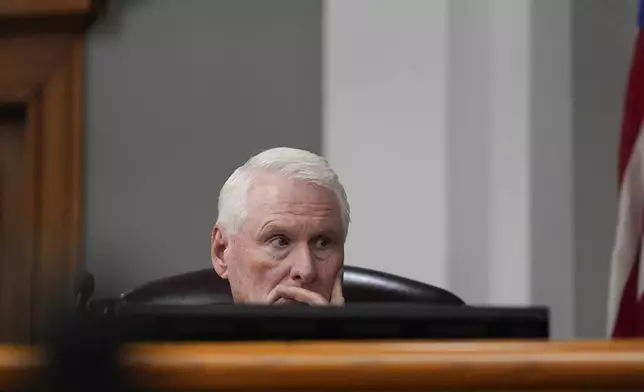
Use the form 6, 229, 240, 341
314, 237, 332, 249
269, 236, 290, 248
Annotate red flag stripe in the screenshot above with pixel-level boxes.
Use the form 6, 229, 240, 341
608, 129, 644, 336
612, 245, 642, 336
608, 29, 644, 337
619, 32, 644, 186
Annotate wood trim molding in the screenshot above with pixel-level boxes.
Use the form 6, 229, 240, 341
4, 340, 644, 390
0, 36, 85, 340
0, 0, 96, 16
28, 38, 85, 335
0, 1, 98, 341
0, 0, 106, 35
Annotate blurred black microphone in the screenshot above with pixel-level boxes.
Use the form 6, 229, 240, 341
30, 315, 131, 392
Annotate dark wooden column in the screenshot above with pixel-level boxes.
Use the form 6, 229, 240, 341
0, 0, 105, 342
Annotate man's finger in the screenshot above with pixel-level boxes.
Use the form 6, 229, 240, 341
273, 285, 328, 305
331, 269, 344, 305
266, 287, 282, 304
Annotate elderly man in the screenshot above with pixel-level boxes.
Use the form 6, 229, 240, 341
211, 147, 349, 305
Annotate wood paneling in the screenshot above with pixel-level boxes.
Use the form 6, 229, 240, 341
0, 1, 101, 342
0, 36, 85, 342
31, 38, 85, 339
4, 340, 644, 390
0, 0, 94, 16
0, 37, 76, 102
0, 1, 104, 35
0, 117, 30, 342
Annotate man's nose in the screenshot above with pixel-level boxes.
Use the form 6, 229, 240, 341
289, 245, 317, 283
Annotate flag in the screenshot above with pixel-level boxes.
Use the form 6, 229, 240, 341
607, 0, 644, 337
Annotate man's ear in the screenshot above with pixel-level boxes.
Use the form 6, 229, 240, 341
211, 226, 230, 280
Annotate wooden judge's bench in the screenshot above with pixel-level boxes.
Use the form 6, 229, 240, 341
1, 340, 644, 391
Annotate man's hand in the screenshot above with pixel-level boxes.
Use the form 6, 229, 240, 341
267, 285, 328, 305
330, 268, 344, 305
267, 269, 344, 306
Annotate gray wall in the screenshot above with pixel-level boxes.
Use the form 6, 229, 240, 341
530, 0, 574, 339
85, 0, 322, 297
573, 0, 637, 337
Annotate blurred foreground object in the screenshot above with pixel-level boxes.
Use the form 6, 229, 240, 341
36, 317, 128, 392
5, 337, 644, 390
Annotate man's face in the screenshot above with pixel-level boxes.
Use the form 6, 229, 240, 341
211, 172, 345, 304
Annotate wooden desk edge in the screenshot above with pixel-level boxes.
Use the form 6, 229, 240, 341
5, 340, 644, 390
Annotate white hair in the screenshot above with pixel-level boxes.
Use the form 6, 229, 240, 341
216, 147, 350, 238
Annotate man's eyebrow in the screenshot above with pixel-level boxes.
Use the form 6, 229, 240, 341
257, 221, 279, 235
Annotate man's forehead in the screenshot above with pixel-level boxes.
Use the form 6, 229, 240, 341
242, 173, 342, 228
247, 172, 337, 206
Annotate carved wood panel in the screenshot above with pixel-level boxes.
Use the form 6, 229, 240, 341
0, 110, 30, 342
0, 1, 102, 342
